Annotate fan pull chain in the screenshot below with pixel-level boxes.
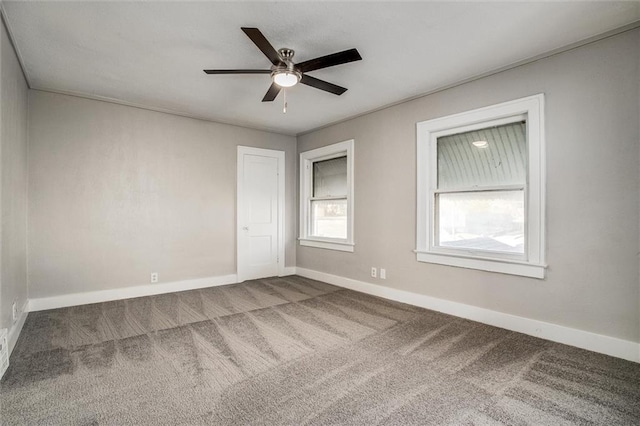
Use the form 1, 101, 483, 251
283, 88, 287, 114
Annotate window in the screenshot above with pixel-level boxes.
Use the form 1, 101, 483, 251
416, 95, 545, 278
300, 140, 354, 252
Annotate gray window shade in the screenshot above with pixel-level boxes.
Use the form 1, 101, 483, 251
437, 121, 526, 189
313, 156, 347, 197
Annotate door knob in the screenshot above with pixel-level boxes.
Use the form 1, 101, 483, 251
242, 226, 249, 231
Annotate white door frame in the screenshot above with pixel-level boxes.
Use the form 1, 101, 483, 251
237, 146, 286, 282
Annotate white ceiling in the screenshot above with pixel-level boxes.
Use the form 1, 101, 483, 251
2, 1, 639, 135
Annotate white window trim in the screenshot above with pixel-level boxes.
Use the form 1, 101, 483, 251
416, 94, 546, 279
299, 140, 355, 252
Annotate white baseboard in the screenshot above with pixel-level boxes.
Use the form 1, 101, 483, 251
29, 274, 238, 312
281, 266, 297, 276
8, 300, 29, 356
296, 267, 640, 363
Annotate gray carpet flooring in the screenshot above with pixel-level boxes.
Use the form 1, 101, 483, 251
1, 275, 639, 425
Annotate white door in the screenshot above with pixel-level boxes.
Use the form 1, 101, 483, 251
237, 146, 285, 282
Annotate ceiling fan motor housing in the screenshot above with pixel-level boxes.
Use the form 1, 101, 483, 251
275, 48, 298, 71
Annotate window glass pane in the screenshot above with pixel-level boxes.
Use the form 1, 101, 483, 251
437, 190, 524, 254
313, 156, 347, 197
311, 199, 347, 239
437, 121, 526, 189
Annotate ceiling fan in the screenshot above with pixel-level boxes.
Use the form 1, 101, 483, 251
204, 27, 362, 102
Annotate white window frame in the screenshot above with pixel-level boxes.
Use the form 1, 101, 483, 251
416, 94, 546, 278
299, 140, 354, 252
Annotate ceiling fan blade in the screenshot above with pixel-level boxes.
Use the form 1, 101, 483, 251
300, 74, 348, 96
204, 69, 271, 75
262, 82, 282, 102
297, 48, 362, 73
241, 27, 282, 66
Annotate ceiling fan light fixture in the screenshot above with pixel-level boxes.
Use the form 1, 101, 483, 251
273, 71, 300, 88
204, 28, 361, 102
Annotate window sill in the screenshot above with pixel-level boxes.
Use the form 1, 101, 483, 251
415, 250, 545, 279
299, 239, 354, 252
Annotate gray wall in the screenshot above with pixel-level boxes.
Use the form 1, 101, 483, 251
297, 29, 640, 343
28, 91, 296, 298
1, 17, 29, 334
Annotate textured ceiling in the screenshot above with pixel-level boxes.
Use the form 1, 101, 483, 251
2, 1, 639, 135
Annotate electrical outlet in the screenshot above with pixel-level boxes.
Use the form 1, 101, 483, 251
151, 272, 158, 283
11, 301, 17, 323
371, 267, 377, 278
380, 268, 386, 279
